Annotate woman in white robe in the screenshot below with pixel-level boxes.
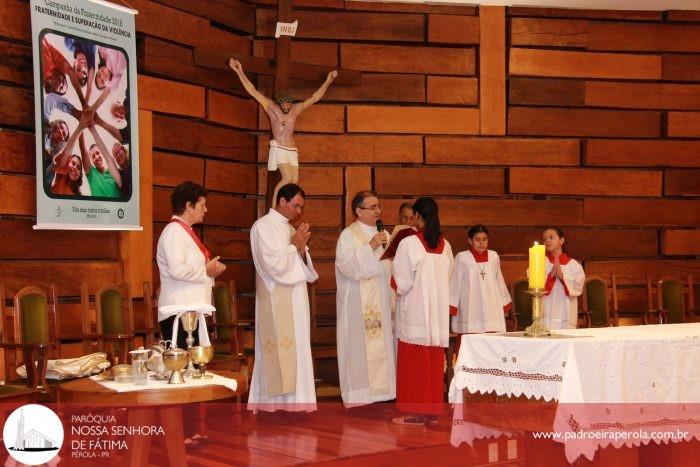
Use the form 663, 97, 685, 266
450, 225, 512, 334
542, 227, 585, 329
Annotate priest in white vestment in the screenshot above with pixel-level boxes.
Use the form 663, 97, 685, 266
156, 181, 226, 348
248, 183, 319, 412
542, 228, 585, 329
335, 190, 396, 406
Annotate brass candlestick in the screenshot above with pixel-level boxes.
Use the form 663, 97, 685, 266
523, 288, 551, 337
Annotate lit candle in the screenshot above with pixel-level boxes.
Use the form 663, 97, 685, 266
528, 242, 546, 289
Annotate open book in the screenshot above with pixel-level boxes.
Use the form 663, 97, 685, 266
380, 225, 416, 261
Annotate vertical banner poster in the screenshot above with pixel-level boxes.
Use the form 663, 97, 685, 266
31, 0, 140, 230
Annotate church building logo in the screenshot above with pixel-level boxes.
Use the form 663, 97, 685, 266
3, 404, 63, 465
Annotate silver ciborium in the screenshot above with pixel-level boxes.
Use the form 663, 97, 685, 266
162, 347, 189, 384
180, 311, 198, 377
189, 345, 215, 379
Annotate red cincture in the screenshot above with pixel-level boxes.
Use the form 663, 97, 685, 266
171, 218, 210, 261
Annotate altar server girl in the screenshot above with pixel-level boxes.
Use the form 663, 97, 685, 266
450, 225, 512, 334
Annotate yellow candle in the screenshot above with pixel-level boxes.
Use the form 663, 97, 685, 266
528, 242, 546, 289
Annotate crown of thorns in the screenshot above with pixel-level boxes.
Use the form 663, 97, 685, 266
275, 92, 295, 104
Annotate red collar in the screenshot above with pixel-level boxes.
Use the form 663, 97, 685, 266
469, 248, 488, 263
546, 252, 571, 265
170, 217, 210, 261
416, 230, 445, 254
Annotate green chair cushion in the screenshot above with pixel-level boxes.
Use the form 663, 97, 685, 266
101, 289, 125, 334
514, 281, 532, 330
19, 293, 49, 344
661, 280, 684, 324
586, 280, 608, 327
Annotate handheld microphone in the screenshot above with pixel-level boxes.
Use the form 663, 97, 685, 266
376, 220, 387, 246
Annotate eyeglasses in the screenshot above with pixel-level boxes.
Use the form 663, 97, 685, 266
359, 204, 382, 212
289, 202, 304, 210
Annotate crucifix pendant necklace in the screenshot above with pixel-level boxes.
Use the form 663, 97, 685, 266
478, 263, 486, 281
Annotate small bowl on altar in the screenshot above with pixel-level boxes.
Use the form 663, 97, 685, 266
111, 364, 133, 383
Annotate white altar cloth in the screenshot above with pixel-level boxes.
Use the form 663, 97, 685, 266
449, 324, 700, 462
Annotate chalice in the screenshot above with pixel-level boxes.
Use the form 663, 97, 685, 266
180, 311, 198, 377
189, 345, 215, 379
162, 347, 189, 384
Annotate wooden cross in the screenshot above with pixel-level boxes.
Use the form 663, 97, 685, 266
194, 0, 360, 209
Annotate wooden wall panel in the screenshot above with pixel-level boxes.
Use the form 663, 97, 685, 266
153, 0, 256, 35
584, 199, 700, 226
0, 262, 122, 296
427, 77, 478, 105
154, 187, 255, 228
137, 76, 205, 117
138, 37, 243, 96
341, 44, 475, 75
0, 41, 31, 86
0, 219, 118, 260
509, 78, 585, 107
510, 168, 662, 197
428, 15, 480, 44
411, 200, 583, 227
345, 0, 476, 15
298, 167, 344, 196
508, 108, 661, 138
299, 199, 342, 228
257, 0, 344, 8
254, 40, 338, 67
480, 6, 506, 135
153, 115, 256, 162
662, 55, 700, 82
662, 230, 700, 256
665, 170, 700, 197
257, 9, 424, 42
0, 174, 34, 216
347, 106, 479, 135
585, 82, 700, 110
510, 18, 588, 47
509, 48, 661, 80
587, 140, 700, 168
668, 112, 700, 137
0, 0, 30, 42
203, 228, 251, 260
259, 74, 427, 103
152, 152, 205, 187
308, 229, 342, 260
259, 104, 344, 133
219, 263, 255, 293
667, 11, 700, 21
587, 23, 700, 53
131, 0, 209, 48
344, 166, 372, 225
425, 137, 580, 166
205, 160, 257, 195
0, 86, 33, 128
207, 91, 258, 130
375, 168, 504, 196
0, 130, 33, 174
259, 135, 423, 164
313, 261, 336, 292
508, 7, 661, 21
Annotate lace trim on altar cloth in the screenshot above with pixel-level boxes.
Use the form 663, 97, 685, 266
459, 365, 563, 382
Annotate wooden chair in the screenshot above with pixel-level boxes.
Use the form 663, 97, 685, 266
0, 284, 59, 391
581, 275, 617, 327
653, 275, 695, 324
510, 278, 532, 331
142, 281, 160, 346
209, 280, 247, 372
81, 282, 135, 365
611, 274, 651, 324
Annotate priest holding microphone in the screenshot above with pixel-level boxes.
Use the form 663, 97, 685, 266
335, 191, 397, 407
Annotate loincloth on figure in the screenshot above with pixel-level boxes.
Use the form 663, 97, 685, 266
268, 140, 299, 171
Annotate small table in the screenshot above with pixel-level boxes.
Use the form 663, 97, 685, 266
57, 370, 248, 467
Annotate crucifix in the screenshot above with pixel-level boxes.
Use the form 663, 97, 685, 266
194, 0, 361, 209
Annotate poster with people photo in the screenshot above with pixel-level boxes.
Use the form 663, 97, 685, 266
31, 0, 140, 230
